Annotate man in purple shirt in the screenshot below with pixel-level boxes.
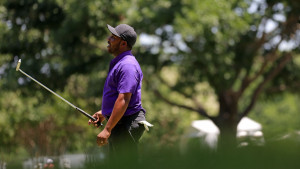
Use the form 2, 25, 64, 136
89, 24, 148, 158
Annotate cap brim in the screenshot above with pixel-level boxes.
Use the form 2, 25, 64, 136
107, 24, 120, 37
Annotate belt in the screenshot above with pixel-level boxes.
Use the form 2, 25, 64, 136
105, 110, 144, 123
105, 110, 153, 131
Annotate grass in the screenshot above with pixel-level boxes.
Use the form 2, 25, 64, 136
4, 139, 299, 169
82, 140, 300, 169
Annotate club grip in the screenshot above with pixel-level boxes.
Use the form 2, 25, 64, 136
90, 116, 103, 127
95, 120, 103, 127
76, 108, 103, 127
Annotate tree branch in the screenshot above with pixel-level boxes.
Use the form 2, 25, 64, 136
157, 75, 192, 99
238, 51, 276, 97
240, 53, 293, 119
157, 74, 206, 110
153, 88, 212, 120
265, 82, 300, 93
237, 36, 284, 98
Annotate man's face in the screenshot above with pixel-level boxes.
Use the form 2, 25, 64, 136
107, 34, 122, 55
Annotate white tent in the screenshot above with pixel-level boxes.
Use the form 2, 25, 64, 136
183, 117, 264, 149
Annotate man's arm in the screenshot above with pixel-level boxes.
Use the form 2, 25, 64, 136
105, 92, 132, 132
96, 92, 132, 146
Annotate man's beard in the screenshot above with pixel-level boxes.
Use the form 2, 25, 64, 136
108, 41, 121, 54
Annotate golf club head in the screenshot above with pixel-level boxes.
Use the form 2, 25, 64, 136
16, 59, 21, 71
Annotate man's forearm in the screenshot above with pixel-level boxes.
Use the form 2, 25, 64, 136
104, 93, 132, 132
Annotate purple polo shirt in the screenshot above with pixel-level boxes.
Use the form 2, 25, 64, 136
101, 50, 145, 117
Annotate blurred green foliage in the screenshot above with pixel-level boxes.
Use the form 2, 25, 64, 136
251, 93, 300, 138
0, 0, 299, 166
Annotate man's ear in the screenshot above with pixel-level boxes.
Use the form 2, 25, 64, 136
122, 41, 127, 46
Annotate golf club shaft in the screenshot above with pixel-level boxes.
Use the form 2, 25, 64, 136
18, 68, 102, 126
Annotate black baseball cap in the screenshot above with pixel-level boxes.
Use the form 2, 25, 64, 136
107, 24, 137, 48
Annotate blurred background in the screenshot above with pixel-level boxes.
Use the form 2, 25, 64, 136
0, 0, 299, 168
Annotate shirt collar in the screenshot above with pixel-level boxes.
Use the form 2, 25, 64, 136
109, 50, 133, 70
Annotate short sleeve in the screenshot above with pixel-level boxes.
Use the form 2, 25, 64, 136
116, 63, 139, 94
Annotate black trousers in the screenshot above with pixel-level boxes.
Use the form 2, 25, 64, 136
107, 110, 146, 159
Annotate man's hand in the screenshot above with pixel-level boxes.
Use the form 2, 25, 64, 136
97, 128, 110, 146
88, 110, 105, 127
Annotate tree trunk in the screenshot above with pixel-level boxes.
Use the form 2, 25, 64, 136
216, 121, 238, 151
214, 91, 239, 150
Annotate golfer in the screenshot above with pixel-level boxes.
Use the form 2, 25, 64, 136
89, 24, 149, 157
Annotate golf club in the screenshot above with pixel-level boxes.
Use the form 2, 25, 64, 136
16, 59, 102, 127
